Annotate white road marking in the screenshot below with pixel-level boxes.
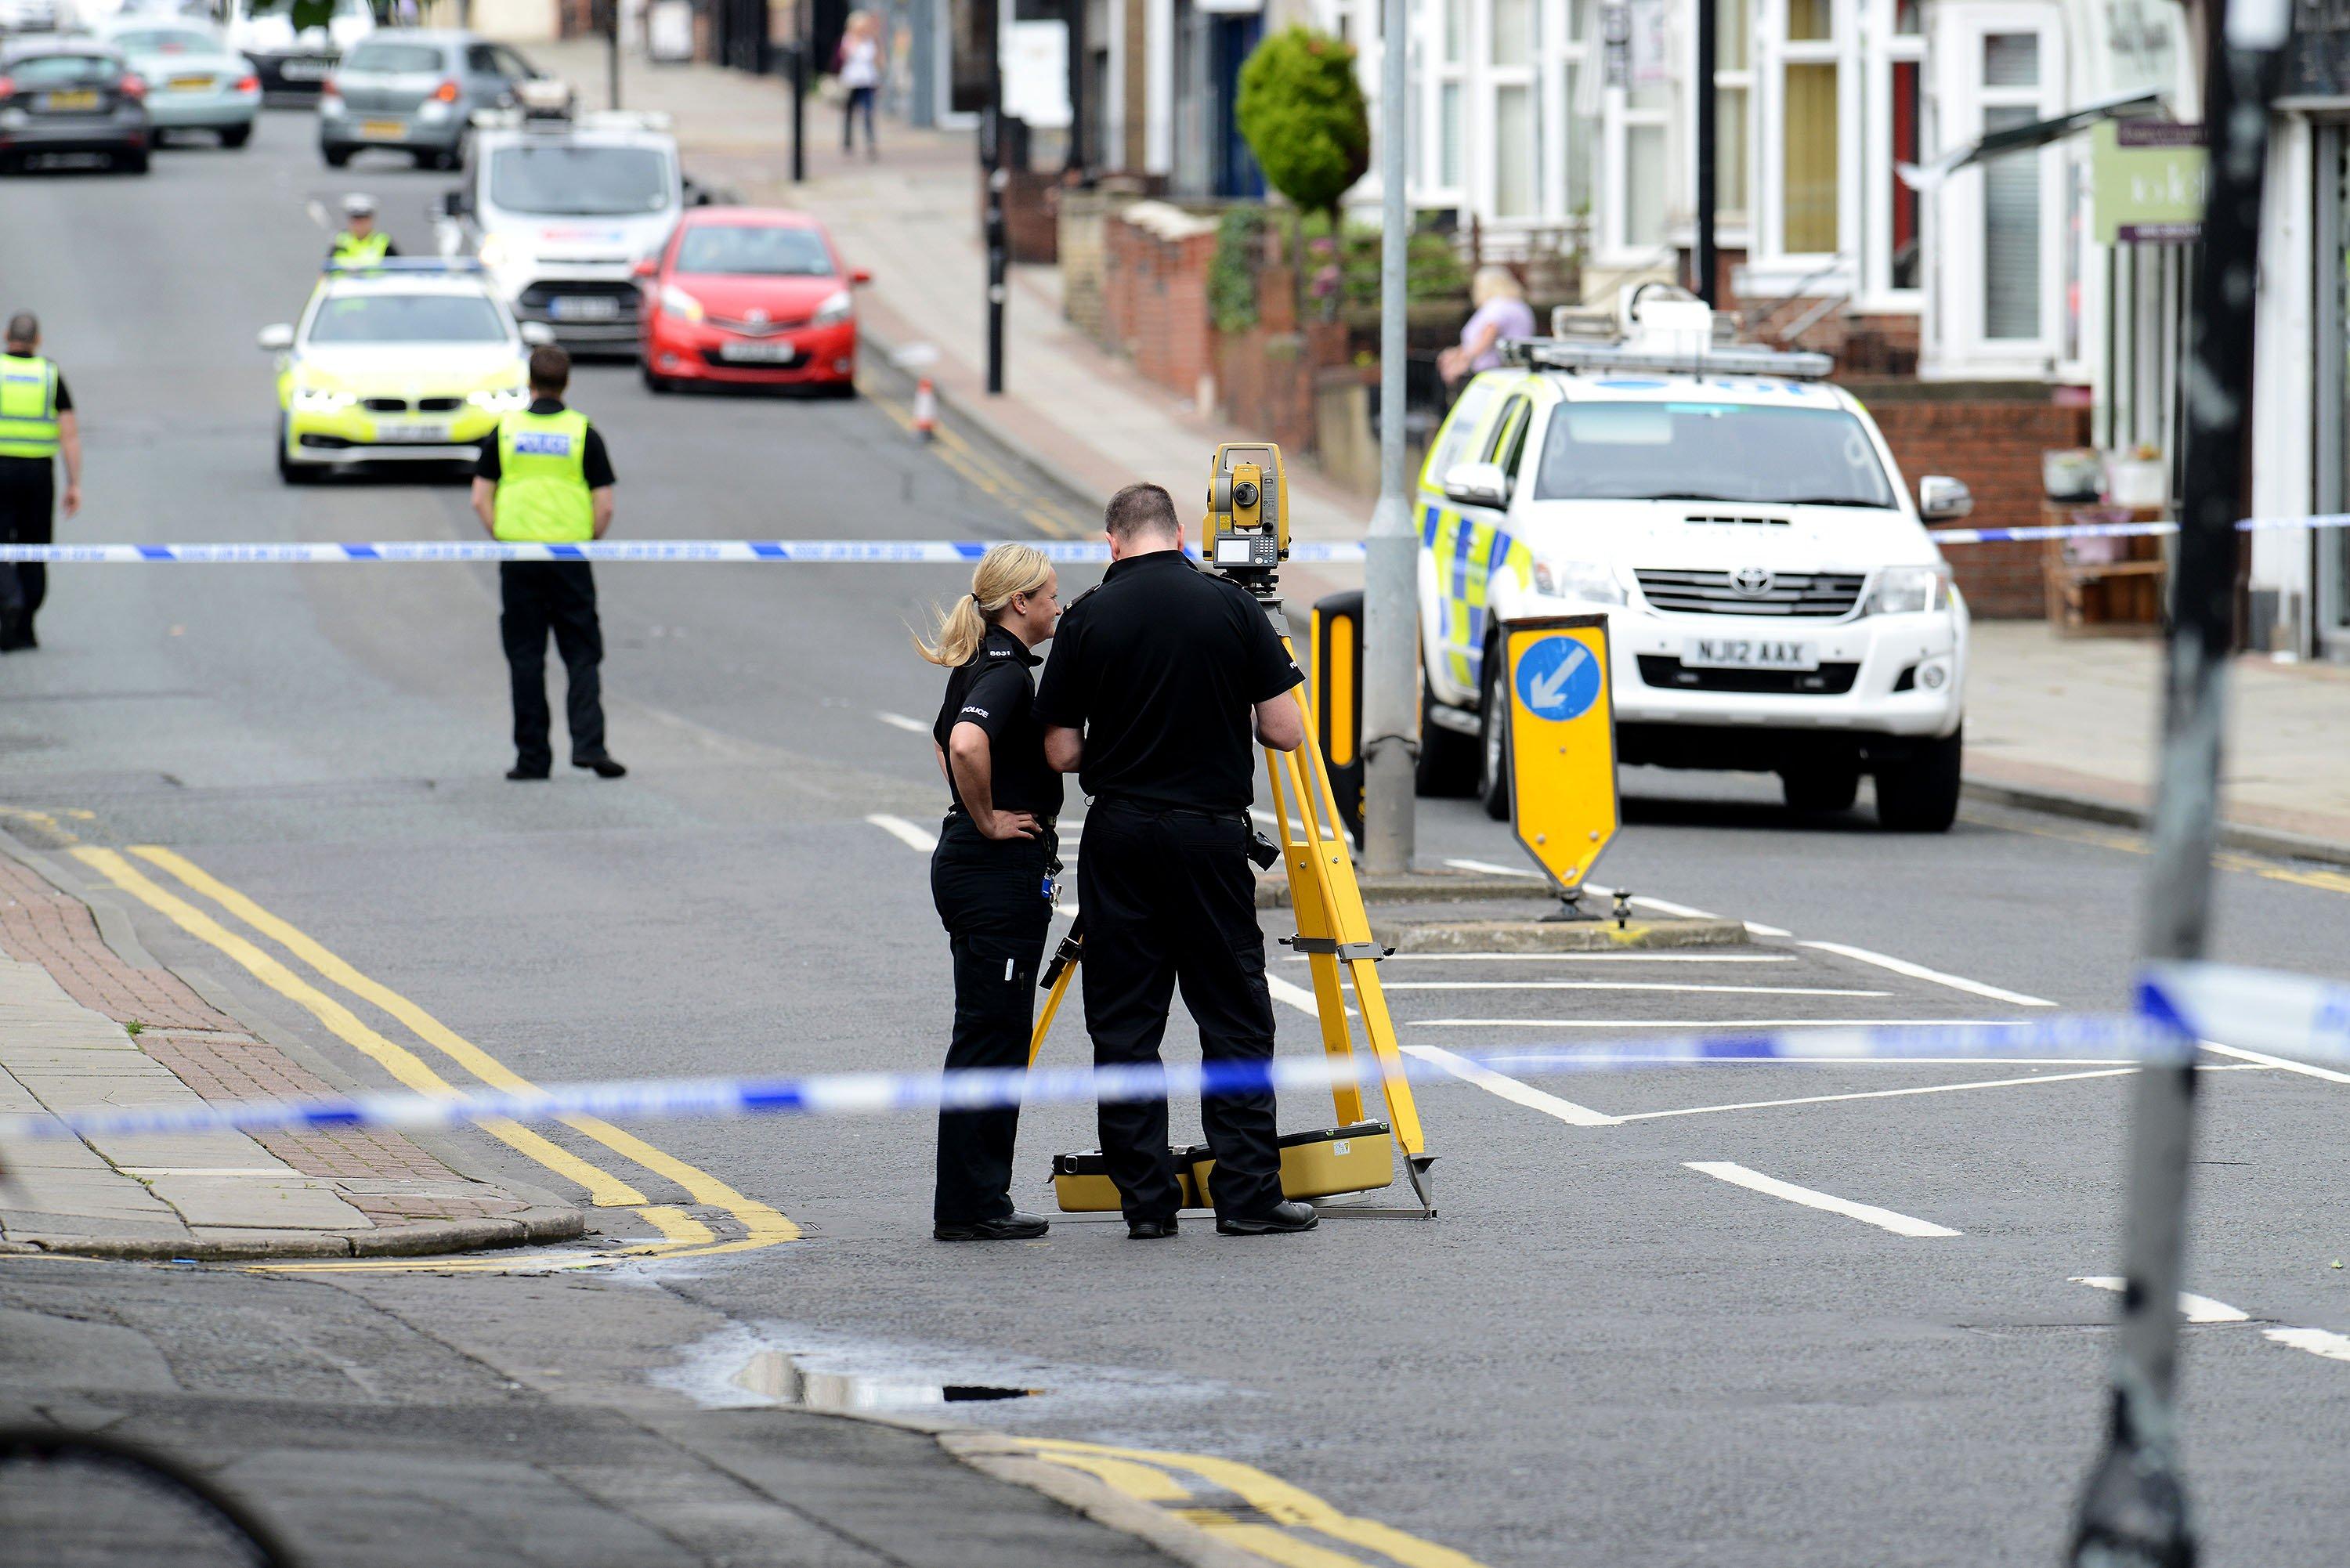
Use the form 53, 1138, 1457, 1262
1382, 981, 1891, 997
2265, 1327, 2350, 1363
1412, 1017, 2012, 1029
876, 711, 931, 734
1685, 1161, 1961, 1238
1742, 920, 1795, 938
2200, 1039, 2350, 1086
1401, 1045, 1618, 1125
1286, 952, 1797, 964
1799, 941, 2056, 1007
1442, 858, 1543, 879
1615, 1068, 2138, 1121
2071, 1277, 2253, 1324
865, 813, 938, 853
1585, 882, 1727, 923
1267, 973, 1350, 1017
1248, 807, 1310, 835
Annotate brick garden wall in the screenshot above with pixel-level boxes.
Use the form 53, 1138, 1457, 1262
1854, 382, 2090, 618
1099, 204, 1218, 402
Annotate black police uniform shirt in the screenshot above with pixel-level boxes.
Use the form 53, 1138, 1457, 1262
472, 398, 617, 486
0, 372, 68, 493
934, 623, 1065, 819
1032, 549, 1302, 813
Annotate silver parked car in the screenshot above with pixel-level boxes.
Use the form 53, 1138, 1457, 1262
319, 30, 541, 171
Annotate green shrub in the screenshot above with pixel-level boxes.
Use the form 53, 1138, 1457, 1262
1209, 207, 1267, 334
1235, 27, 1369, 222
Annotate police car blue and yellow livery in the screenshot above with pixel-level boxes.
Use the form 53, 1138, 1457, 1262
265, 264, 532, 482
1415, 296, 1972, 833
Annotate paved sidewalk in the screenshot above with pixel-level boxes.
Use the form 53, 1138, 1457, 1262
540, 42, 2350, 862
0, 851, 581, 1259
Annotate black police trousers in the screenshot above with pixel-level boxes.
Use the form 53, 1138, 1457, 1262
0, 466, 52, 649
930, 812, 1054, 1226
499, 562, 607, 771
1078, 798, 1284, 1223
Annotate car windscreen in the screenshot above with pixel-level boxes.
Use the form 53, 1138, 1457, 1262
674, 225, 834, 278
1531, 401, 1899, 508
342, 42, 442, 72
306, 293, 510, 345
111, 27, 219, 52
9, 54, 121, 86
488, 145, 672, 216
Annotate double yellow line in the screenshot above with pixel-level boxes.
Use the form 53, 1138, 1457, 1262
72, 844, 797, 1267
863, 380, 1085, 540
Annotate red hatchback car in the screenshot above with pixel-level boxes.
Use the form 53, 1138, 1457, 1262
634, 208, 869, 395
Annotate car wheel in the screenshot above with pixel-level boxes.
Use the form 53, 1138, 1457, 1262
1415, 663, 1480, 798
1874, 727, 1963, 833
822, 378, 858, 399
118, 149, 149, 174
1781, 764, 1860, 815
276, 421, 315, 485
640, 363, 671, 394
322, 144, 351, 168
219, 124, 251, 149
1475, 645, 1509, 822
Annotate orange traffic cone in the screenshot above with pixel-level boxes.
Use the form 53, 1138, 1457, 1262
913, 377, 938, 442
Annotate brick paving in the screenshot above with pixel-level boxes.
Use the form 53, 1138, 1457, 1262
0, 854, 549, 1236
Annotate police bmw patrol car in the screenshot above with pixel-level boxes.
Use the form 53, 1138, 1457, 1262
257, 258, 541, 482
1415, 293, 1973, 832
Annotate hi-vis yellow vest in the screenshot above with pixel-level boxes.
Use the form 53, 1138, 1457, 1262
332, 230, 391, 266
0, 354, 60, 461
493, 408, 594, 543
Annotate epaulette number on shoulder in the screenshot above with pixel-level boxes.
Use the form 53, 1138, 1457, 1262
1062, 583, 1102, 613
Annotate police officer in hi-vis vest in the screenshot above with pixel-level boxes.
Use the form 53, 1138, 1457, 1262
470, 345, 627, 782
0, 312, 81, 652
327, 193, 397, 266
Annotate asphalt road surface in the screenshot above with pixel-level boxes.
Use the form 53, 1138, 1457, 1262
3, 112, 2348, 1568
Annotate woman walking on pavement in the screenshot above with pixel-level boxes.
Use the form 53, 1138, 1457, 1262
916, 544, 1063, 1241
837, 11, 884, 159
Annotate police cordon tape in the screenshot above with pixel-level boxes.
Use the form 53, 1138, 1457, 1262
2, 962, 2337, 1149
4, 513, 2350, 564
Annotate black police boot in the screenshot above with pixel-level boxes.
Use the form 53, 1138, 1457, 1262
573, 755, 628, 779
934, 1212, 1050, 1241
1216, 1201, 1318, 1236
1126, 1217, 1179, 1241
506, 763, 550, 781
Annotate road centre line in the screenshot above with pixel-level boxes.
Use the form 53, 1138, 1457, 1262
1379, 981, 1891, 996
866, 813, 939, 853
2070, 1277, 2252, 1324
1013, 1436, 1490, 1568
875, 711, 930, 734
1797, 941, 2057, 1007
1398, 1045, 1618, 1125
101, 846, 798, 1258
1684, 1161, 1961, 1237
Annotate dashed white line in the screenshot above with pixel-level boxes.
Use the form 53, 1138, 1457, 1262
864, 813, 939, 853
2265, 1327, 2350, 1364
875, 711, 931, 734
2071, 1277, 2253, 1324
1685, 1161, 1961, 1237
1799, 941, 2056, 1007
1381, 981, 1891, 997
1400, 1045, 1619, 1125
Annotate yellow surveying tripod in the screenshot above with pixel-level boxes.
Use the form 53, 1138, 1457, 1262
1025, 444, 1437, 1219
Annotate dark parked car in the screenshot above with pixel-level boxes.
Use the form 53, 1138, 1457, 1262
0, 40, 151, 175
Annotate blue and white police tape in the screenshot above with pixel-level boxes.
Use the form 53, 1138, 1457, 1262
0, 540, 1369, 566
1922, 512, 2350, 546
12, 959, 2347, 1148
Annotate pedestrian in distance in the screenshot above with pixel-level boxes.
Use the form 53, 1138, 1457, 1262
328, 193, 399, 267
0, 312, 81, 653
1437, 266, 1535, 390
1033, 483, 1315, 1240
470, 345, 627, 782
916, 543, 1065, 1241
837, 11, 884, 160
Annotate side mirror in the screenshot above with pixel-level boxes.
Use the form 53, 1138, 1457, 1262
257, 323, 295, 351
519, 322, 555, 346
1442, 461, 1509, 509
438, 186, 472, 219
850, 266, 873, 286
1918, 475, 1974, 522
630, 256, 658, 280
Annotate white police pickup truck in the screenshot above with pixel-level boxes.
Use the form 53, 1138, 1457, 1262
436, 94, 684, 356
1415, 293, 1974, 832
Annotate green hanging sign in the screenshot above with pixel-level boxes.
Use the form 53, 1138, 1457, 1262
2092, 120, 2206, 244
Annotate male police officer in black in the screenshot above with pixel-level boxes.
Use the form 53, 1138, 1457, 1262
1034, 482, 1316, 1240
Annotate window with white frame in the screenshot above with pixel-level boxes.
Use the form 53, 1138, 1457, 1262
1871, 0, 1924, 298
1713, 0, 1753, 229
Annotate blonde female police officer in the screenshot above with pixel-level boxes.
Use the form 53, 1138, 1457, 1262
917, 544, 1062, 1241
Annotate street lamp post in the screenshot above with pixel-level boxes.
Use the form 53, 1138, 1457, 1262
982, 3, 1007, 394
790, 0, 808, 182
1358, 0, 1415, 873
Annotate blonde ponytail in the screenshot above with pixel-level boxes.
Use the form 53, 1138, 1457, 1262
913, 542, 1054, 666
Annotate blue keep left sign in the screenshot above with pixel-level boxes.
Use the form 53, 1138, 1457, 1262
1513, 634, 1603, 722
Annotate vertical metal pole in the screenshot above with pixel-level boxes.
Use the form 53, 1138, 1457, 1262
790, 0, 808, 182
1693, 0, 1716, 306
983, 0, 1007, 394
2066, 4, 2283, 1565
607, 0, 622, 110
1065, 0, 1086, 177
1358, 0, 1415, 873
